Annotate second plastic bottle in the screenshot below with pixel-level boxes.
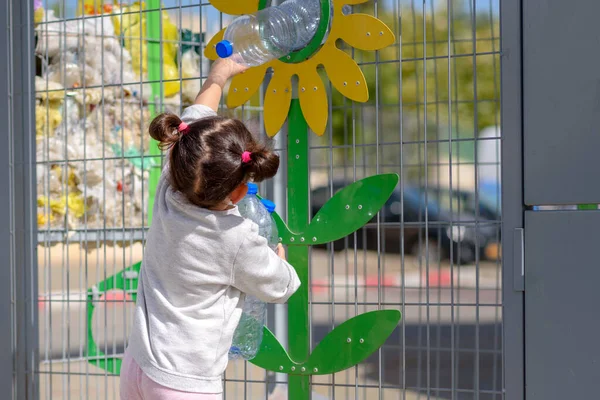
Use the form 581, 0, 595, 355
216, 0, 322, 67
229, 183, 279, 360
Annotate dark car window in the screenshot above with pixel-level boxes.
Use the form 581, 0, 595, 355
385, 188, 440, 222
478, 189, 501, 217
420, 187, 472, 215
407, 189, 440, 215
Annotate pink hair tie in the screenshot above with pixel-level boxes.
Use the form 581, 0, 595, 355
178, 122, 190, 134
241, 151, 252, 164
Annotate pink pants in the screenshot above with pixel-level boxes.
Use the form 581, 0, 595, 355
120, 351, 223, 400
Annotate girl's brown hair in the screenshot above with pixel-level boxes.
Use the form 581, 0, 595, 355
149, 113, 279, 208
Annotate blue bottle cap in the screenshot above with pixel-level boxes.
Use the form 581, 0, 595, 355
247, 182, 258, 195
216, 40, 234, 58
261, 199, 276, 213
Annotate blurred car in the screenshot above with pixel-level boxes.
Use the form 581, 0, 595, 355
421, 184, 502, 221
419, 185, 501, 222
420, 184, 501, 260
310, 182, 499, 264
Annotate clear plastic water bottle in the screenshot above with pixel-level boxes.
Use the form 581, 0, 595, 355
259, 198, 279, 250
230, 184, 279, 360
236, 182, 262, 220
215, 0, 322, 67
228, 294, 266, 360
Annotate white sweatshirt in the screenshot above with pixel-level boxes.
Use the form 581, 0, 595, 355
127, 105, 300, 393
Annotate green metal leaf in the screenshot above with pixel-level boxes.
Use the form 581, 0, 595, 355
272, 211, 302, 245
256, 194, 302, 246
250, 326, 294, 371
305, 174, 399, 245
304, 310, 401, 375
86, 261, 142, 375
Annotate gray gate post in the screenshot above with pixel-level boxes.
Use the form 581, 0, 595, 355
501, 0, 525, 398
0, 0, 38, 398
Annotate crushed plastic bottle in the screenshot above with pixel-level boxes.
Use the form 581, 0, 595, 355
216, 0, 322, 67
230, 183, 280, 360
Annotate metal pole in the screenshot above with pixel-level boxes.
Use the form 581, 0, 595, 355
500, 0, 525, 398
273, 124, 289, 388
146, 0, 164, 223
269, 0, 289, 391
2, 0, 38, 398
286, 100, 311, 400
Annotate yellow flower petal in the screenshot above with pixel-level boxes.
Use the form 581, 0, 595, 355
204, 29, 225, 60
340, 0, 371, 5
208, 0, 260, 15
340, 14, 395, 51
264, 69, 293, 136
227, 65, 269, 108
321, 46, 369, 103
208, 0, 396, 135
298, 67, 328, 135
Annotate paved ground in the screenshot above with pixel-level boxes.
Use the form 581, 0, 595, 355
38, 244, 502, 356
39, 360, 448, 400
37, 244, 503, 399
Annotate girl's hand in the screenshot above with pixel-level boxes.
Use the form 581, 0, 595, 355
210, 58, 249, 83
276, 244, 287, 261
195, 58, 248, 110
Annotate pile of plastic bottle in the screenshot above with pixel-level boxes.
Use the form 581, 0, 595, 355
34, 2, 205, 232
229, 183, 279, 360
34, 0, 324, 235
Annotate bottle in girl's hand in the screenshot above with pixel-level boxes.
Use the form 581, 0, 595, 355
236, 184, 278, 248
215, 0, 321, 67
236, 182, 261, 222
259, 198, 279, 251
229, 184, 279, 360
229, 295, 265, 360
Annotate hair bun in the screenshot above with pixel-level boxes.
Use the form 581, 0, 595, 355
149, 112, 184, 150
246, 149, 279, 182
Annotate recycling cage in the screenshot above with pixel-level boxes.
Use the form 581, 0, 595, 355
30, 0, 502, 399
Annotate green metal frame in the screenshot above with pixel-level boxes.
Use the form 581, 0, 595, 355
86, 4, 401, 400
86, 262, 141, 374
86, 0, 163, 373
258, 0, 270, 10
249, 102, 401, 400
578, 204, 597, 210
278, 0, 332, 64
146, 0, 163, 224
284, 101, 311, 396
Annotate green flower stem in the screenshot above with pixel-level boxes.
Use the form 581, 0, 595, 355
146, 0, 162, 224
287, 99, 310, 399
578, 204, 597, 210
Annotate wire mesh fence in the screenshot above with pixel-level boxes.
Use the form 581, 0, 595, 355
34, 0, 501, 399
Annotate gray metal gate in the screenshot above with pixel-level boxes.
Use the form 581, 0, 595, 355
520, 1, 600, 399
0, 1, 39, 399
9, 0, 509, 398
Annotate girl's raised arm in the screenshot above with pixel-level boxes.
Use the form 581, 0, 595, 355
195, 58, 248, 112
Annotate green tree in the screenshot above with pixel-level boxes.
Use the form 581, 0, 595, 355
324, 5, 500, 181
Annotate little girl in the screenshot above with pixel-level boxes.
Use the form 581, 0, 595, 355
120, 59, 301, 400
